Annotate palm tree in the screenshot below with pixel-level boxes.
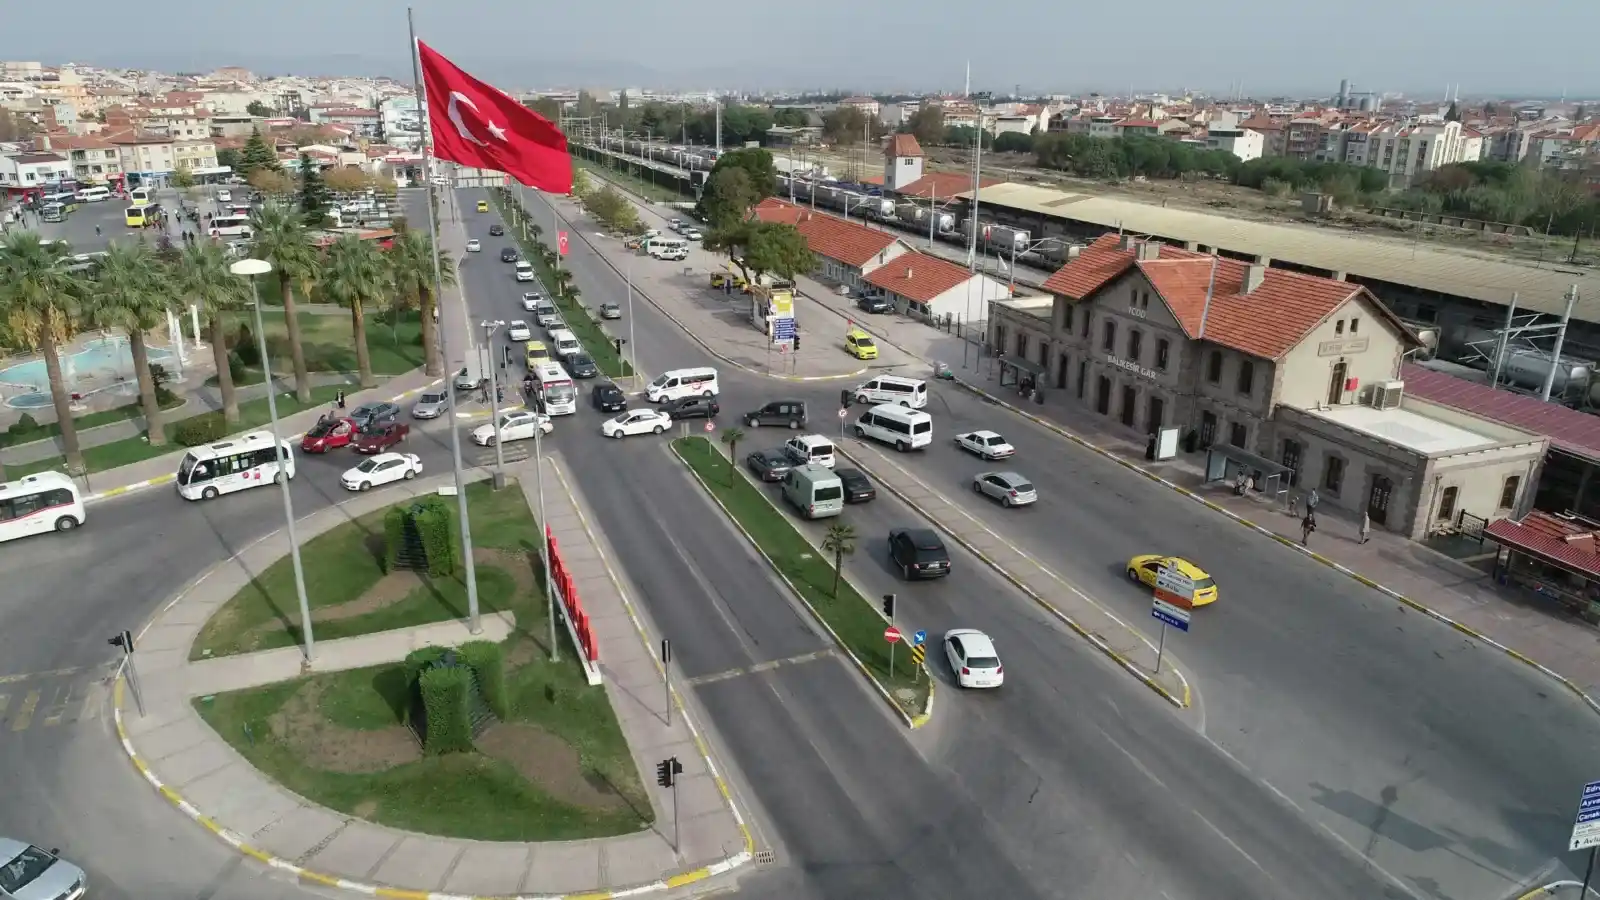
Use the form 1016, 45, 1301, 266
174, 241, 252, 424
719, 426, 745, 487
320, 235, 393, 388
84, 243, 174, 446
388, 230, 455, 376
0, 231, 87, 474
821, 522, 857, 599
249, 204, 316, 403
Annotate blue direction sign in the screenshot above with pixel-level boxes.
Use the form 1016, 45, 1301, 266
913, 630, 927, 646
1570, 780, 1600, 850
772, 317, 797, 341
1152, 604, 1191, 632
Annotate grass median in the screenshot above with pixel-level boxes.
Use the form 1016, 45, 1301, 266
489, 190, 634, 380
210, 310, 426, 387
671, 436, 928, 716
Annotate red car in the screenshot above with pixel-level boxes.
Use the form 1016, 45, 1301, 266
352, 421, 410, 454
301, 416, 355, 453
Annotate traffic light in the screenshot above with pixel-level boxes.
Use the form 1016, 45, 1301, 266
840, 389, 853, 409
614, 337, 627, 355
656, 756, 683, 788
108, 630, 134, 653
882, 594, 896, 620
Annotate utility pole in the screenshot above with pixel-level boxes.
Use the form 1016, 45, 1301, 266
481, 320, 506, 487
1541, 285, 1579, 402
714, 103, 722, 155
1489, 293, 1519, 389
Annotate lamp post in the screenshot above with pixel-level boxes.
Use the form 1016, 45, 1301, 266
230, 257, 316, 663
626, 253, 639, 388
480, 319, 507, 488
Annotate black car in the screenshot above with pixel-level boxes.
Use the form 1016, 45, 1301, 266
665, 395, 720, 420
746, 448, 794, 482
837, 468, 876, 503
857, 295, 893, 314
567, 353, 599, 378
889, 527, 951, 579
500, 247, 519, 263
591, 382, 628, 412
743, 399, 807, 429
489, 223, 504, 236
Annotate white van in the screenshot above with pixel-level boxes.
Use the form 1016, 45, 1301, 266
853, 374, 928, 409
75, 186, 110, 203
855, 404, 933, 452
782, 434, 836, 469
647, 367, 719, 402
781, 464, 845, 520
550, 329, 582, 357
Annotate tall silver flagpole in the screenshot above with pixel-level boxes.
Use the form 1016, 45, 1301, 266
409, 7, 483, 634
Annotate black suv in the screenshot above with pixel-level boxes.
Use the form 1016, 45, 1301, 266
489, 223, 504, 236
500, 247, 519, 263
591, 382, 628, 412
743, 399, 807, 429
665, 395, 719, 420
889, 528, 951, 580
857, 295, 893, 314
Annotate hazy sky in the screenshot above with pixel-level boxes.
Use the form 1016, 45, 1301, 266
4, 0, 1596, 98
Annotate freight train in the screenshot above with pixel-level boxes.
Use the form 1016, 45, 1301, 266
592, 134, 722, 173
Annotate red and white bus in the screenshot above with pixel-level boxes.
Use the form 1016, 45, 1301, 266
0, 471, 85, 541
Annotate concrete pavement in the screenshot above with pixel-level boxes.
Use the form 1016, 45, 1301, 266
115, 463, 753, 898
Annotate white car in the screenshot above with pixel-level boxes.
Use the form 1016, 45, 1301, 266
954, 430, 1015, 460
943, 629, 1004, 689
602, 409, 671, 439
466, 239, 482, 252
341, 453, 423, 492
515, 262, 535, 282
507, 320, 532, 341
0, 839, 87, 900
521, 292, 542, 311
216, 189, 232, 203
472, 410, 552, 446
685, 229, 703, 241
668, 218, 683, 231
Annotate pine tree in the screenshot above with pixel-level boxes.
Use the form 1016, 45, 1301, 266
297, 151, 333, 226
1444, 100, 1461, 123
238, 128, 280, 176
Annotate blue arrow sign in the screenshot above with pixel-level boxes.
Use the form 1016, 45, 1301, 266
1152, 607, 1191, 632
913, 630, 927, 646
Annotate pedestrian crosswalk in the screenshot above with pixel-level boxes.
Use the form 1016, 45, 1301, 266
0, 667, 112, 733
472, 445, 531, 468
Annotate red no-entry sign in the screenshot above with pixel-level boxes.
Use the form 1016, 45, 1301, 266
884, 626, 902, 643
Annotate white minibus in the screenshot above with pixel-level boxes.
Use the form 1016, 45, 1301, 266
209, 215, 253, 238
75, 186, 111, 203
0, 471, 85, 540
550, 329, 582, 357
854, 404, 933, 452
176, 432, 296, 500
647, 367, 719, 402
852, 374, 928, 409
531, 361, 577, 415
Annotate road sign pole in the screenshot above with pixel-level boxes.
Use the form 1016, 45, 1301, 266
890, 635, 896, 681
662, 638, 672, 728
1155, 620, 1167, 673
1582, 847, 1596, 900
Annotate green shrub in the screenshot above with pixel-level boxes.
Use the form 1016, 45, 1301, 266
418, 665, 473, 754
411, 496, 459, 577
173, 412, 228, 446
458, 640, 508, 719
403, 646, 449, 688
7, 413, 42, 441
233, 323, 259, 366
382, 506, 407, 573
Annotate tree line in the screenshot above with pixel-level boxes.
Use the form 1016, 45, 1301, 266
1385, 160, 1600, 237
691, 148, 815, 289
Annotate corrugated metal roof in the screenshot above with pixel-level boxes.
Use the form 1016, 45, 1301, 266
960, 182, 1600, 318
1484, 512, 1600, 578
1401, 363, 1600, 460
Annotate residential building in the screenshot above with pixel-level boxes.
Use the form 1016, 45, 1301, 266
1285, 112, 1341, 160
1203, 112, 1264, 161
883, 133, 924, 192
1236, 116, 1287, 157
0, 62, 45, 82
110, 132, 219, 187
1349, 120, 1468, 189
211, 67, 254, 83
1115, 119, 1163, 139
1458, 127, 1486, 163
750, 197, 915, 295
309, 106, 381, 136
30, 132, 124, 185
838, 96, 880, 118
862, 249, 1011, 321
0, 151, 71, 194
1533, 123, 1600, 171
985, 233, 1545, 539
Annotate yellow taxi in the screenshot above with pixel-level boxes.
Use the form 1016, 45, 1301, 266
524, 341, 551, 367
476, 200, 489, 213
844, 328, 879, 360
1125, 555, 1219, 606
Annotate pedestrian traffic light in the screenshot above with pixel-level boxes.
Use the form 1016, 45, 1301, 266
882, 594, 896, 619
656, 756, 682, 788
614, 337, 626, 355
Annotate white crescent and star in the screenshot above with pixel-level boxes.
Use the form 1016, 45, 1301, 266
446, 91, 506, 146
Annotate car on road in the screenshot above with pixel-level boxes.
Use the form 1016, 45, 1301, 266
543, 316, 567, 338
341, 453, 423, 492
972, 471, 1036, 507
515, 261, 535, 281
684, 228, 703, 241
476, 200, 489, 212
216, 189, 232, 203
591, 381, 628, 412
500, 247, 519, 263
352, 421, 410, 454
602, 409, 671, 439
0, 839, 87, 900
856, 295, 893, 314
888, 527, 951, 580
743, 399, 807, 429
507, 320, 532, 341
746, 448, 795, 482
1126, 555, 1219, 606
410, 389, 451, 419
524, 341, 551, 367
668, 218, 683, 231
844, 328, 878, 360
567, 353, 599, 378
955, 430, 1015, 460
663, 395, 719, 420
521, 291, 543, 311
837, 467, 876, 503
300, 416, 355, 453
943, 629, 1004, 689
599, 302, 622, 319
466, 239, 482, 253
472, 410, 553, 446
349, 401, 401, 428
489, 223, 504, 236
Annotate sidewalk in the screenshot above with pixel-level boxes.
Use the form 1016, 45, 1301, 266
115, 463, 751, 898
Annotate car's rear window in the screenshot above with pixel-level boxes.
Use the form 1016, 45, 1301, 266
966, 656, 1000, 669
913, 421, 932, 434
1195, 577, 1217, 590
915, 544, 947, 562
1012, 481, 1035, 493
815, 486, 843, 502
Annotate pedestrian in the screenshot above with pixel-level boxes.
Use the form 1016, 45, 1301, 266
1301, 513, 1317, 546
94, 224, 101, 236
1307, 488, 1320, 513
1288, 492, 1299, 517
1359, 511, 1371, 544
335, 389, 346, 409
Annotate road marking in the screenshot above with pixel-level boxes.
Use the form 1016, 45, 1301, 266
1194, 810, 1267, 875
0, 666, 85, 685
684, 650, 833, 686
43, 682, 75, 727
0, 693, 8, 718
10, 690, 39, 731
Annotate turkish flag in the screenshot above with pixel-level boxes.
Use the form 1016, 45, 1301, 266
418, 40, 572, 194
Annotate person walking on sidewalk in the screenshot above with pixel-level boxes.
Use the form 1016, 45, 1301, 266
1307, 488, 1320, 514
1359, 511, 1371, 544
1301, 513, 1317, 546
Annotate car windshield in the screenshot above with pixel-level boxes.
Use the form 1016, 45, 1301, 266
419, 392, 446, 404
308, 421, 334, 437
497, 414, 519, 429
0, 845, 55, 894
546, 383, 575, 403
356, 458, 382, 473
649, 375, 669, 388
856, 337, 875, 347
572, 354, 593, 367
1011, 481, 1035, 493
966, 655, 1001, 669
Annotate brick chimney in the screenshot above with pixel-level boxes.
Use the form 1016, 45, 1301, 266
1136, 241, 1161, 261
1244, 263, 1267, 294
1566, 531, 1597, 556
1118, 234, 1138, 252
905, 266, 914, 278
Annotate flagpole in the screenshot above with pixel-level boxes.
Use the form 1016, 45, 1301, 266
410, 7, 483, 635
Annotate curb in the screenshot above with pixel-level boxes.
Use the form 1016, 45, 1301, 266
1516, 881, 1583, 900
942, 376, 1600, 717
82, 379, 445, 505
670, 439, 934, 729
835, 444, 1190, 710
108, 469, 753, 900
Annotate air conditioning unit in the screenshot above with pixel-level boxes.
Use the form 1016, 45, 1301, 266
1371, 380, 1404, 410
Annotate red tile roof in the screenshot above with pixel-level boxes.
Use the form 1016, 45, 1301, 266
1043, 234, 1406, 360
1485, 512, 1600, 577
887, 133, 923, 158
751, 198, 899, 268
864, 251, 974, 303
893, 171, 1000, 200
1401, 363, 1600, 460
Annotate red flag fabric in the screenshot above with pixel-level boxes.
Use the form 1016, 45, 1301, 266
417, 40, 572, 193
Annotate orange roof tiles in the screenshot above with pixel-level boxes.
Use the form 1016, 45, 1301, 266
893, 171, 999, 200
864, 251, 974, 303
751, 198, 899, 268
887, 133, 923, 158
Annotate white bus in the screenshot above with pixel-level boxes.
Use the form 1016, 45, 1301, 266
75, 186, 111, 203
128, 187, 153, 207
176, 432, 296, 500
209, 215, 253, 238
0, 471, 85, 541
531, 361, 577, 415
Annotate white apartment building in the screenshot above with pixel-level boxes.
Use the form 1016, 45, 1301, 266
379, 96, 422, 149
0, 152, 71, 192
1203, 112, 1265, 161
1342, 119, 1467, 189
31, 133, 124, 184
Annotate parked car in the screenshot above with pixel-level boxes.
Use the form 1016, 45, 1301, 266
352, 421, 410, 454
888, 527, 951, 579
489, 223, 504, 236
837, 467, 877, 503
602, 409, 671, 439
857, 295, 893, 314
663, 395, 719, 420
599, 302, 622, 319
746, 448, 795, 482
591, 382, 628, 412
567, 353, 599, 378
500, 247, 519, 263
349, 401, 401, 428
300, 416, 355, 453
341, 453, 423, 491
410, 390, 450, 420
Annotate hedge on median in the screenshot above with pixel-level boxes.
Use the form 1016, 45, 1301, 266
457, 639, 509, 720
411, 496, 459, 578
417, 664, 474, 755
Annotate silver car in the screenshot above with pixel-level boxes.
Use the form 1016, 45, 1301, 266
599, 302, 622, 320
410, 389, 450, 419
972, 471, 1037, 507
0, 839, 87, 900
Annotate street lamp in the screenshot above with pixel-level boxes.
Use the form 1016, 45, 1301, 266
626, 253, 640, 388
480, 319, 507, 488
229, 257, 316, 663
